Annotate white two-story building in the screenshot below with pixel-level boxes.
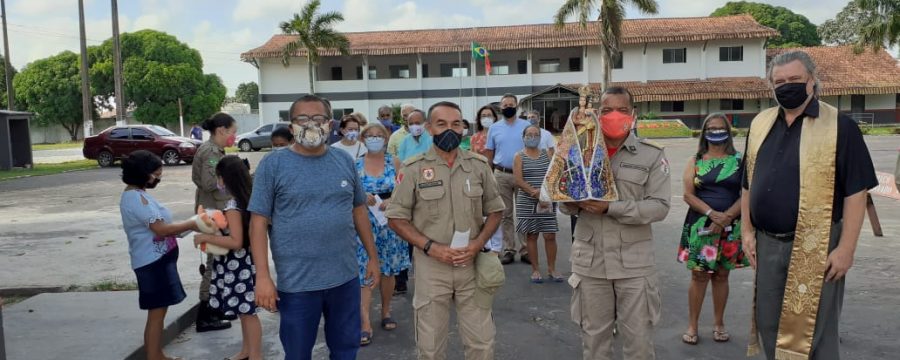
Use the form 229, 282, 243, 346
241, 15, 900, 130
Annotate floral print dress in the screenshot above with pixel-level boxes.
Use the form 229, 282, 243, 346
355, 154, 411, 285
677, 153, 749, 272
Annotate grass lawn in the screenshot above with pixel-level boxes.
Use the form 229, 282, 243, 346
32, 141, 84, 151
0, 159, 97, 181
637, 120, 693, 138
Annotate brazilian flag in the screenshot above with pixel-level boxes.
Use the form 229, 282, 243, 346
471, 42, 492, 74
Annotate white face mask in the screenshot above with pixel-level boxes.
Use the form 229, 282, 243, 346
293, 123, 327, 149
480, 117, 494, 128
409, 124, 425, 136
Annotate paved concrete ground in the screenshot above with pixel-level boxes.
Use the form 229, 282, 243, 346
1, 138, 898, 359
31, 148, 85, 164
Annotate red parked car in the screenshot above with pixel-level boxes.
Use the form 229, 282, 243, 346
83, 125, 202, 167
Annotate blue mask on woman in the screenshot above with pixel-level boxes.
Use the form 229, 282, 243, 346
704, 129, 730, 145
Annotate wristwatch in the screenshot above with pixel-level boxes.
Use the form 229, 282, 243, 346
423, 239, 435, 256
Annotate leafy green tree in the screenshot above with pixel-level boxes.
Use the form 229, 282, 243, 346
854, 0, 900, 53
711, 1, 821, 48
90, 29, 225, 129
14, 51, 91, 141
0, 55, 17, 109
279, 0, 350, 94
818, 1, 878, 45
235, 82, 259, 109
555, 0, 659, 90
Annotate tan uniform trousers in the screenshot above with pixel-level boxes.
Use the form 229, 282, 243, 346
571, 274, 661, 360
413, 250, 495, 360
493, 170, 525, 255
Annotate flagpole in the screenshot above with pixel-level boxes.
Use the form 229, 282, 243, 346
471, 40, 476, 114
458, 49, 462, 104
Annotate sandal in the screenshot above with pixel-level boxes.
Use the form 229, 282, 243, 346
713, 327, 730, 342
381, 317, 397, 331
360, 331, 373, 346
682, 332, 699, 345
530, 272, 544, 284
547, 272, 566, 282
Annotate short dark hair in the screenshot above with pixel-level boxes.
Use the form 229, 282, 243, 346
339, 114, 362, 129
201, 112, 236, 133
427, 101, 462, 122
289, 94, 332, 118
475, 105, 498, 132
121, 150, 162, 187
271, 126, 293, 142
215, 155, 253, 247
601, 86, 634, 107
500, 93, 517, 104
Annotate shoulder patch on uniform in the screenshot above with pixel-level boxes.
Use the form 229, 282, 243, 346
402, 154, 425, 167
639, 138, 664, 150
467, 151, 488, 163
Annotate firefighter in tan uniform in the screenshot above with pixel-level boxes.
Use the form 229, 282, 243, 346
387, 101, 505, 360
562, 87, 671, 360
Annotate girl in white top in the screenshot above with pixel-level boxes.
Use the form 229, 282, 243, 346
331, 114, 367, 159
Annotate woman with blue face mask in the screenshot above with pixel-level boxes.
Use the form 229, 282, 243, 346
354, 123, 411, 345
677, 113, 748, 345
512, 125, 561, 284
331, 114, 367, 159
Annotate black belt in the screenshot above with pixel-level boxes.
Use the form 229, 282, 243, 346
494, 165, 513, 174
759, 229, 795, 240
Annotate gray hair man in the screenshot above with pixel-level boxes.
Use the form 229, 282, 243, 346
742, 50, 877, 359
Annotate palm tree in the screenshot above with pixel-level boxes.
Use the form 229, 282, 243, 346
854, 0, 900, 54
279, 0, 350, 94
555, 0, 658, 90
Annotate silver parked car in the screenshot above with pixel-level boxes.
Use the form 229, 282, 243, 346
236, 123, 290, 152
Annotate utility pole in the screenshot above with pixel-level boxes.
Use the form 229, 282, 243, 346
1, 0, 14, 110
178, 98, 184, 137
78, 0, 92, 137
111, 0, 125, 126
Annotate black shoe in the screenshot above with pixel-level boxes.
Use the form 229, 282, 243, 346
394, 280, 408, 295
500, 252, 515, 265
520, 253, 532, 265
196, 302, 232, 333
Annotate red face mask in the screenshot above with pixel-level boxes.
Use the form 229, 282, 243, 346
601, 111, 634, 141
226, 134, 236, 147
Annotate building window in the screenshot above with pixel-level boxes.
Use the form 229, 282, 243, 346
330, 66, 343, 80
440, 63, 469, 77
279, 110, 290, 122
719, 46, 743, 62
332, 108, 354, 120
356, 66, 363, 80
517, 60, 528, 74
538, 59, 560, 73
660, 101, 685, 112
368, 66, 377, 80
663, 48, 687, 64
612, 51, 623, 69
389, 65, 410, 79
720, 99, 745, 111
569, 57, 582, 72
422, 64, 429, 78
490, 62, 509, 75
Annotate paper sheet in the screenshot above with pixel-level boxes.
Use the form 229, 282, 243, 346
451, 230, 470, 249
368, 195, 389, 226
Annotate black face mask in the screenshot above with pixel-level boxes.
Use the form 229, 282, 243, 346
433, 129, 462, 152
146, 178, 161, 189
501, 107, 517, 119
774, 82, 811, 110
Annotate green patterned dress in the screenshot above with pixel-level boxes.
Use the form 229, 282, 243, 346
677, 153, 749, 272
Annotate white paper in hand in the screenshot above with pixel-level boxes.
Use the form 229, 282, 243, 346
368, 195, 389, 226
451, 230, 470, 249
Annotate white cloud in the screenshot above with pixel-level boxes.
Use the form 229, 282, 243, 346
233, 0, 300, 23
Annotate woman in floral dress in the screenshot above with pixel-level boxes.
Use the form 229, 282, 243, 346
677, 113, 749, 345
355, 123, 411, 346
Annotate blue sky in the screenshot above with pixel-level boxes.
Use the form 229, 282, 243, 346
4, 0, 859, 95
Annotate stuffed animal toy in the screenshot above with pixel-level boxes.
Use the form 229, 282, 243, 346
192, 205, 230, 256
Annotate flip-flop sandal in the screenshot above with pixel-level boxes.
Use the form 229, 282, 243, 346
360, 331, 373, 346
381, 317, 397, 331
530, 273, 544, 284
548, 273, 566, 282
713, 329, 730, 342
682, 332, 699, 345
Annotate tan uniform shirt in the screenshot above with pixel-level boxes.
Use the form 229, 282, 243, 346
563, 134, 671, 279
192, 141, 231, 211
386, 147, 505, 245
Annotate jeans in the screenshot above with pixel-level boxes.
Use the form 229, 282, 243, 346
278, 278, 360, 360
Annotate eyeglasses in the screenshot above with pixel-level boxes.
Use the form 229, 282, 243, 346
292, 115, 329, 124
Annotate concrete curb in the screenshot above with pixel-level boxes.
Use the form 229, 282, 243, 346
0, 287, 67, 298
124, 302, 199, 360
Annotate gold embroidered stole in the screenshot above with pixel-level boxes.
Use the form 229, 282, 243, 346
745, 101, 838, 359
